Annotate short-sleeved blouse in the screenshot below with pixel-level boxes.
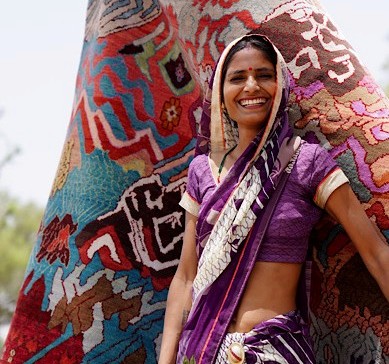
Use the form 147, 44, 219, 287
179, 142, 348, 263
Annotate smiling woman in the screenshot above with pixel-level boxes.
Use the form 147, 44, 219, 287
159, 32, 389, 364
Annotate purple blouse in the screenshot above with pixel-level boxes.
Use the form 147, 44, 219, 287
180, 142, 348, 263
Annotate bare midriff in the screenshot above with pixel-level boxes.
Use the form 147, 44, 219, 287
227, 261, 302, 333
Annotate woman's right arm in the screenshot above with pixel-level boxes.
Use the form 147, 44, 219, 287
158, 211, 198, 364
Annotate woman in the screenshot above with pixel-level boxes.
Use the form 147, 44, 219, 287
158, 34, 389, 364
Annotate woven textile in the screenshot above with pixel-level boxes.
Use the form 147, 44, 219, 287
1, 1, 388, 363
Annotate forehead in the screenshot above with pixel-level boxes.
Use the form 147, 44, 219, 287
227, 47, 274, 71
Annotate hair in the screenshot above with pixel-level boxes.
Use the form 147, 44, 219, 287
221, 35, 277, 89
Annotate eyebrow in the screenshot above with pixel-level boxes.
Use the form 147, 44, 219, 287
227, 67, 275, 76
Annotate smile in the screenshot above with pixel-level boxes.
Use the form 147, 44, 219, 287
239, 98, 267, 107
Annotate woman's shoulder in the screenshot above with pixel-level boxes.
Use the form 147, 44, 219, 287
191, 153, 209, 162
188, 153, 211, 176
289, 141, 331, 181
299, 140, 327, 153
292, 140, 342, 191
189, 153, 209, 168
297, 140, 332, 164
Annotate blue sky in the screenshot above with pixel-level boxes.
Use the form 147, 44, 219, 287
1, 1, 389, 206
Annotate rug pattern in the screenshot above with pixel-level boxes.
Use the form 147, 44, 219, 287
1, 0, 388, 363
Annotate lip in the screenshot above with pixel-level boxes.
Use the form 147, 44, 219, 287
238, 97, 267, 107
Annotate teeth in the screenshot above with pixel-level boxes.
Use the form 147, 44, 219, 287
240, 98, 266, 106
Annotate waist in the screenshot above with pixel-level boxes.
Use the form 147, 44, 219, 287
228, 261, 302, 333
228, 309, 308, 335
228, 306, 297, 333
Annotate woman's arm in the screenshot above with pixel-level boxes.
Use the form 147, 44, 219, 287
325, 183, 389, 301
158, 211, 198, 364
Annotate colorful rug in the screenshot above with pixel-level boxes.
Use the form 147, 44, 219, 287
1, 1, 388, 363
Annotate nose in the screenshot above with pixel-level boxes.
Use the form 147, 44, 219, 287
244, 75, 260, 91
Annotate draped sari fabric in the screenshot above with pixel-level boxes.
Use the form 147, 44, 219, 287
215, 311, 315, 363
177, 34, 302, 364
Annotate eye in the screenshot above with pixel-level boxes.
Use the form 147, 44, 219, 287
229, 76, 245, 82
257, 73, 274, 79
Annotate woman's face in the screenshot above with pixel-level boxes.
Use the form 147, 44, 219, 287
223, 47, 277, 133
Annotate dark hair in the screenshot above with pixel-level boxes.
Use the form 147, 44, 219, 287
221, 36, 277, 88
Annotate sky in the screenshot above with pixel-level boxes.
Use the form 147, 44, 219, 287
0, 2, 87, 207
1, 1, 389, 207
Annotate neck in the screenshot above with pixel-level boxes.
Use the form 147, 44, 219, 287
233, 127, 262, 158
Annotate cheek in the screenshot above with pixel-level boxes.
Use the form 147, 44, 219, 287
266, 82, 277, 97
224, 95, 236, 114
223, 86, 236, 105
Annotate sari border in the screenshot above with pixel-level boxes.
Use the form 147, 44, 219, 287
198, 227, 254, 363
179, 191, 200, 217
314, 167, 349, 209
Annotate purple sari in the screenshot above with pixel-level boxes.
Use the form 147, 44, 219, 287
177, 34, 302, 363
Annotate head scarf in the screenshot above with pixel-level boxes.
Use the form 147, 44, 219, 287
195, 34, 290, 156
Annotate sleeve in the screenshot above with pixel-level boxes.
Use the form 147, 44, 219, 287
179, 158, 201, 216
309, 145, 349, 209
